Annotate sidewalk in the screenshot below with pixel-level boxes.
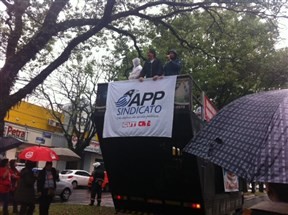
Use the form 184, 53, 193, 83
243, 192, 268, 209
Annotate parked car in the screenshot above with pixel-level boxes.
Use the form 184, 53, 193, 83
33, 168, 73, 201
55, 180, 73, 201
59, 169, 91, 189
88, 171, 109, 192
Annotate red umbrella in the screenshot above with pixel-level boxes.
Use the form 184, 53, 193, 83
18, 146, 59, 162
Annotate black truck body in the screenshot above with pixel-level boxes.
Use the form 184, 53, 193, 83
93, 75, 242, 215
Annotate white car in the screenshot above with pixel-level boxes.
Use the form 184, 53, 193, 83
59, 169, 91, 188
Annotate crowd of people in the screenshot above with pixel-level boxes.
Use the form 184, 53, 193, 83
0, 158, 58, 215
128, 49, 181, 81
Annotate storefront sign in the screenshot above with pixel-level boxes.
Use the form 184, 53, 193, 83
103, 76, 177, 138
35, 137, 45, 144
42, 132, 52, 138
5, 125, 26, 140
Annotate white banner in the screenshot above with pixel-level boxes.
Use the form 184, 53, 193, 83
103, 76, 177, 138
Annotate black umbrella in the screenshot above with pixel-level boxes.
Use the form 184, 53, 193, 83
184, 89, 288, 184
0, 136, 24, 153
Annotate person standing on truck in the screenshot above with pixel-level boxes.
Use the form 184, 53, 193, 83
163, 49, 181, 76
89, 162, 105, 206
129, 57, 142, 80
139, 49, 163, 82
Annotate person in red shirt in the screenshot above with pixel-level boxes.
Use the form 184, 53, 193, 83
0, 158, 11, 215
9, 159, 20, 214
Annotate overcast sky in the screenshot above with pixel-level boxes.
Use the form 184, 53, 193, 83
276, 15, 288, 49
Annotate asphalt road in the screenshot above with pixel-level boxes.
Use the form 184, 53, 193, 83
63, 188, 114, 207
243, 193, 268, 209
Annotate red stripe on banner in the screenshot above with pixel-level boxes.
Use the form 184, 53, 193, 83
204, 96, 218, 122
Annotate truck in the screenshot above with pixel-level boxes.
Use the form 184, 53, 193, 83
93, 75, 243, 215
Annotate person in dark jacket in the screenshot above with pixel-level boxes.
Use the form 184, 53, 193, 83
139, 49, 163, 82
15, 160, 36, 215
163, 49, 181, 76
37, 162, 58, 215
89, 162, 105, 206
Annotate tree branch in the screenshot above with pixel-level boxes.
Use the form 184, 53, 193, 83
8, 24, 107, 109
6, 0, 29, 59
125, 0, 205, 13
40, 85, 67, 132
106, 25, 146, 60
203, 7, 225, 34
1, 0, 68, 71
149, 7, 202, 20
136, 13, 217, 58
102, 0, 116, 20
42, 0, 69, 26
1, 0, 286, 114
1, 0, 282, 80
0, 0, 69, 99
0, 0, 12, 8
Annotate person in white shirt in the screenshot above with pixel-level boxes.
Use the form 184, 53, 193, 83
128, 58, 142, 80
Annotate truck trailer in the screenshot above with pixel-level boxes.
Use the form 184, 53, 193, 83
93, 75, 243, 215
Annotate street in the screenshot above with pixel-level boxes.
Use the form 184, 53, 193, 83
62, 188, 114, 207
61, 188, 267, 211
243, 193, 268, 209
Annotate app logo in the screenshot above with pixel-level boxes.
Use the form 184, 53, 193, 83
115, 90, 135, 107
116, 90, 165, 116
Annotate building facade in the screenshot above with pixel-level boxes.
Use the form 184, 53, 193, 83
4, 101, 102, 172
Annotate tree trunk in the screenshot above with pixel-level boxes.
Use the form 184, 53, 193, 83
0, 106, 9, 138
0, 113, 5, 138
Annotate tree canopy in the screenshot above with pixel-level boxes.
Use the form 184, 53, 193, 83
0, 0, 287, 135
113, 11, 288, 108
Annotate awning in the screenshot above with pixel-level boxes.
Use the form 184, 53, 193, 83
52, 147, 81, 161
0, 137, 24, 153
